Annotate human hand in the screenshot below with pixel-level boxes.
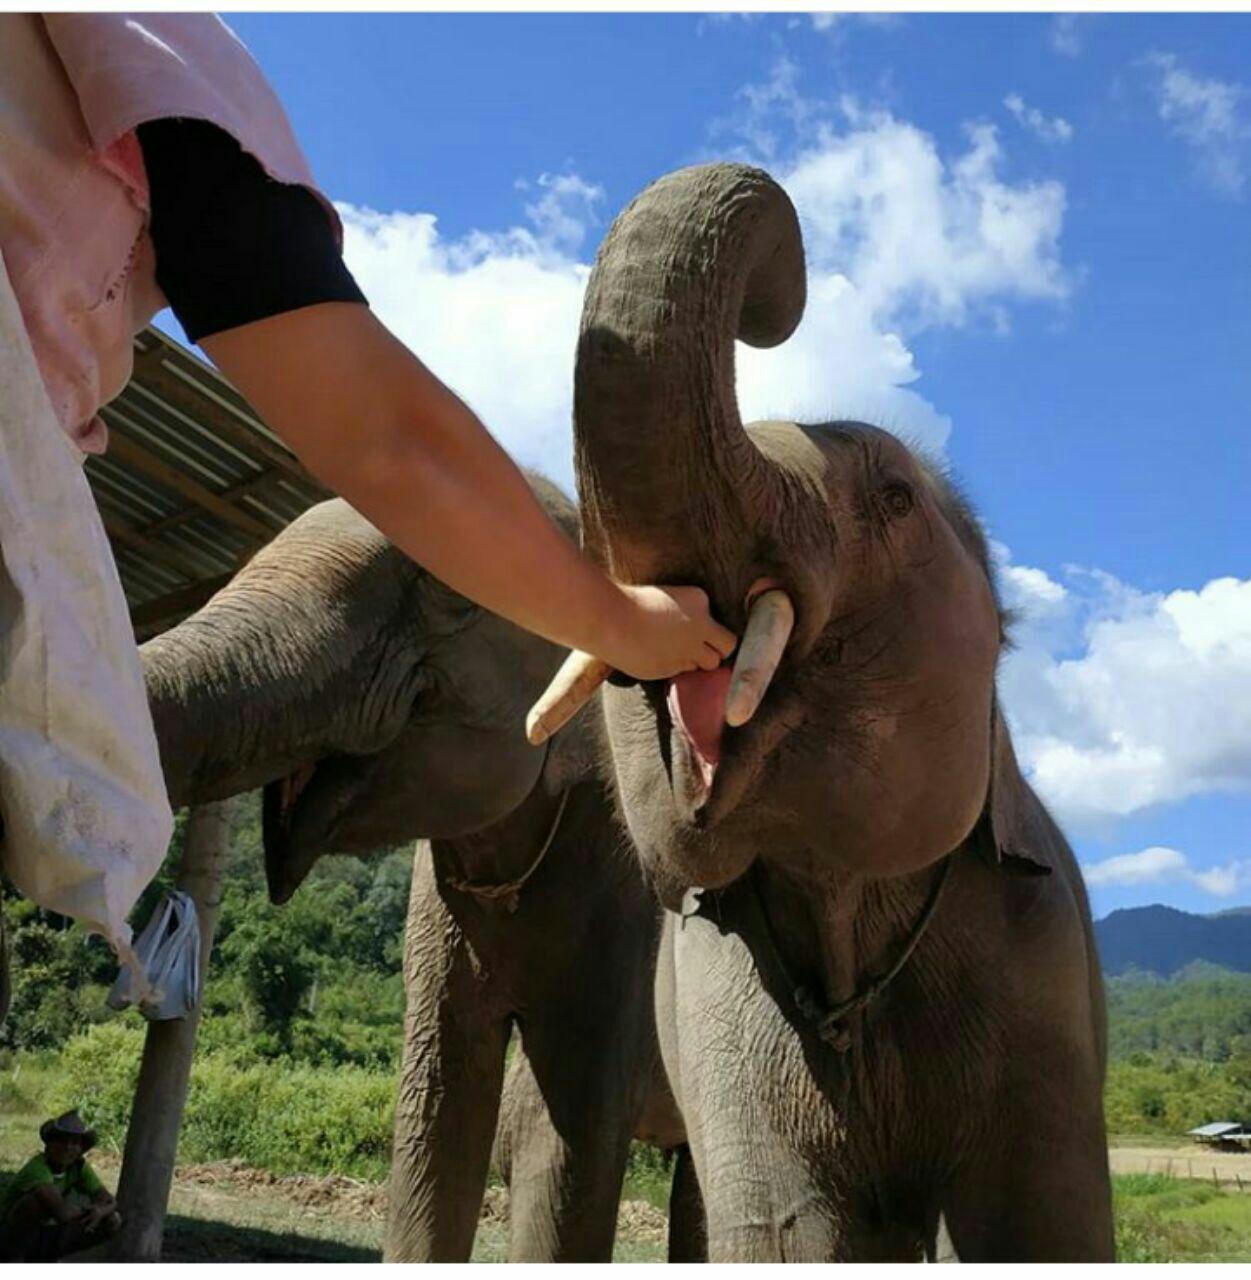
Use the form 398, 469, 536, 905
603, 585, 737, 682
526, 585, 737, 746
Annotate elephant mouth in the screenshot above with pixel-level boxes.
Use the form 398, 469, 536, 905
262, 755, 374, 904
662, 667, 796, 830
667, 666, 731, 795
662, 588, 801, 827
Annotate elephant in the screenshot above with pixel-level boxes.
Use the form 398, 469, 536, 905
562, 162, 1115, 1262
140, 480, 663, 1262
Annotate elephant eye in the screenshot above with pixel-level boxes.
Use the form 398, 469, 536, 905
879, 483, 914, 520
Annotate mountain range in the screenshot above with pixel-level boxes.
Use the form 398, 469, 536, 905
1095, 904, 1251, 977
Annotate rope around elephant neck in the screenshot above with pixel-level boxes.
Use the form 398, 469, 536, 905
750, 853, 955, 1053
444, 788, 572, 915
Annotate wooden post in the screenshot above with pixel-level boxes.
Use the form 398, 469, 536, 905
1213, 1166, 1220, 1188
110, 799, 236, 1261
1166, 1157, 1173, 1178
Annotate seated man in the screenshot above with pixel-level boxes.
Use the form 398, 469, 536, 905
0, 1110, 121, 1261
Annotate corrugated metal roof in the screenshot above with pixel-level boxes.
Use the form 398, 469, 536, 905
86, 326, 332, 639
1188, 1122, 1248, 1137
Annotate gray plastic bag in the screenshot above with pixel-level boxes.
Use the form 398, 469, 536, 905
107, 891, 200, 1021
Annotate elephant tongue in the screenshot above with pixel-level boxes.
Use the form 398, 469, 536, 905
667, 666, 732, 790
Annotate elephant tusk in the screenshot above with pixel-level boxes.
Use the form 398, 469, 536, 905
724, 588, 794, 728
526, 650, 613, 746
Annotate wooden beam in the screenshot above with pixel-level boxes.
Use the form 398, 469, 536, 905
104, 432, 277, 543
111, 799, 238, 1261
102, 511, 226, 583
137, 467, 303, 541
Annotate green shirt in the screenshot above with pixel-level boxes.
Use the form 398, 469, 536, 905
0, 1152, 104, 1225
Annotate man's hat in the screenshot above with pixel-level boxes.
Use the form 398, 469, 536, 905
40, 1110, 96, 1153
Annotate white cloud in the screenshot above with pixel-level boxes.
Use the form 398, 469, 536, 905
994, 545, 1068, 611
1004, 93, 1074, 145
998, 563, 1251, 830
811, 13, 902, 35
337, 59, 1071, 489
1083, 845, 1251, 898
1050, 15, 1084, 58
695, 13, 762, 36
516, 173, 604, 254
338, 199, 590, 493
1192, 863, 1251, 897
1147, 52, 1248, 195
735, 272, 954, 450
721, 69, 1071, 445
1084, 846, 1188, 888
768, 107, 1070, 331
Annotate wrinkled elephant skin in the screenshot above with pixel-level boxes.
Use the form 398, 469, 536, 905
574, 163, 1114, 1263
142, 479, 661, 1262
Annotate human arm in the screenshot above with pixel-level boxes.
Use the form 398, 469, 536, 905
31, 1182, 85, 1226
139, 120, 735, 679
201, 306, 733, 677
70, 1162, 114, 1228
81, 1186, 117, 1229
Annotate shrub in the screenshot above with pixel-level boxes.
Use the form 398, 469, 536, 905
59, 1024, 396, 1178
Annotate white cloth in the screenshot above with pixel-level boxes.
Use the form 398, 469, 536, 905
0, 246, 172, 966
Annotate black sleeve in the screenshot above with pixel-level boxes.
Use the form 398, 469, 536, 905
137, 117, 366, 343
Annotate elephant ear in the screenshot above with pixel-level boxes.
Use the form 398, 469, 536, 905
971, 702, 1052, 877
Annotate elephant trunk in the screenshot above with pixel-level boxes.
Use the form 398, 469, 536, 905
573, 163, 806, 593
142, 508, 423, 807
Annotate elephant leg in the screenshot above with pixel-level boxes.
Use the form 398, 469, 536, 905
660, 911, 845, 1262
384, 854, 509, 1262
501, 1021, 642, 1262
668, 1143, 707, 1262
940, 1096, 1114, 1261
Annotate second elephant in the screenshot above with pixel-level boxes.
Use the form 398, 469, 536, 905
143, 480, 661, 1261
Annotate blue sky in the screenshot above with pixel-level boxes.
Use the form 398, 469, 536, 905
211, 12, 1250, 920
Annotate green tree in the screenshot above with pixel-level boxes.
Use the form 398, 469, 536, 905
220, 903, 317, 1049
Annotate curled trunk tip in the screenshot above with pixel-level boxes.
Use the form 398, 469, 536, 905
574, 162, 807, 575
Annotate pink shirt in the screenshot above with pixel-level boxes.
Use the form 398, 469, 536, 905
0, 13, 337, 453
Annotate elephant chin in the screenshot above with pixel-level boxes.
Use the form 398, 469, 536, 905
262, 755, 378, 904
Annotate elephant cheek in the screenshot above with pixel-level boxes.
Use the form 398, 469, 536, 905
339, 725, 547, 849
819, 741, 990, 879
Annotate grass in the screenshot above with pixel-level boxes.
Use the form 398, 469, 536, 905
622, 1142, 674, 1211
0, 1081, 663, 1262
4, 1056, 1246, 1265
1113, 1172, 1251, 1262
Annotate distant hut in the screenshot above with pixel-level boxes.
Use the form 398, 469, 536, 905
1188, 1122, 1251, 1151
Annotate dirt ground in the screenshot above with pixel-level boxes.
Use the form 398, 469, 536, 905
1109, 1144, 1251, 1185
81, 1152, 667, 1262
61, 1144, 1248, 1261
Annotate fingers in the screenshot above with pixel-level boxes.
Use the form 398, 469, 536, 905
669, 585, 737, 663
603, 582, 738, 682
705, 621, 737, 660
696, 642, 723, 672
